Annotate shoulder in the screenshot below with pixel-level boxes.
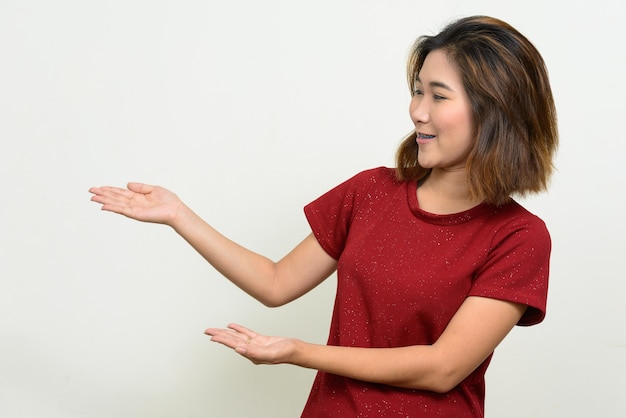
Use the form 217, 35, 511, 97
489, 200, 549, 233
473, 201, 551, 326
340, 167, 406, 203
306, 167, 403, 216
485, 200, 551, 255
346, 166, 402, 189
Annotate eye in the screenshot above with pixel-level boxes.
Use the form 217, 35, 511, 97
433, 93, 447, 101
412, 88, 424, 96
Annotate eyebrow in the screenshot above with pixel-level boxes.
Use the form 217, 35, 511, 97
414, 77, 455, 91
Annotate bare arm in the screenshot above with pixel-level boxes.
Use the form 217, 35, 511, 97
206, 296, 526, 393
89, 183, 337, 306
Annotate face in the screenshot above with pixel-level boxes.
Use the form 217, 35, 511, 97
410, 49, 474, 173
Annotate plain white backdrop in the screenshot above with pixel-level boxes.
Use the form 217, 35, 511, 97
1, 0, 624, 416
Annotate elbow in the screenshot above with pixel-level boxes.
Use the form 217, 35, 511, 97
256, 287, 291, 308
426, 348, 475, 393
429, 365, 473, 394
422, 357, 470, 393
258, 297, 288, 308
426, 374, 462, 394
404, 372, 462, 394
255, 263, 293, 308
395, 375, 459, 394
402, 354, 470, 394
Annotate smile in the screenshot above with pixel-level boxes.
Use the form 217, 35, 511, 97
417, 133, 436, 139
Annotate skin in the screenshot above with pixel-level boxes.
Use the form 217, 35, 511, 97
412, 49, 474, 173
412, 49, 481, 214
88, 49, 526, 393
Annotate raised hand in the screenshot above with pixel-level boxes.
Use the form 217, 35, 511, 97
205, 323, 299, 365
89, 183, 185, 225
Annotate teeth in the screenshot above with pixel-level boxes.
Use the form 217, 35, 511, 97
418, 133, 435, 139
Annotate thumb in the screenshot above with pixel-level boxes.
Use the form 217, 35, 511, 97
127, 182, 154, 194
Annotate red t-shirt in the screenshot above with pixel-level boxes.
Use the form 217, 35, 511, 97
301, 167, 550, 417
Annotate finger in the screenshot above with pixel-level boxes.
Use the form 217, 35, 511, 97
204, 327, 227, 337
89, 193, 124, 207
205, 328, 248, 351
127, 182, 154, 194
88, 186, 114, 198
226, 325, 256, 345
227, 323, 258, 340
89, 191, 134, 212
207, 326, 255, 347
227, 325, 257, 345
205, 327, 245, 342
89, 186, 135, 201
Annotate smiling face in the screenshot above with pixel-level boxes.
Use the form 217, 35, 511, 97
410, 49, 475, 173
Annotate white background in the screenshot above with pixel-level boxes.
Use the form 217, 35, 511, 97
1, 0, 624, 417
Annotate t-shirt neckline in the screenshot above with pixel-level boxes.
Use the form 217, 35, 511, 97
406, 180, 492, 225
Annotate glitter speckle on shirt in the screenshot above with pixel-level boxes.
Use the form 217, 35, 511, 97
301, 167, 551, 417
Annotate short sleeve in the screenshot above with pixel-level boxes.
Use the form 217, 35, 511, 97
303, 168, 392, 260
469, 215, 551, 326
303, 175, 361, 259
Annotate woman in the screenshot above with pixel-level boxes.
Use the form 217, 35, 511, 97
89, 15, 558, 417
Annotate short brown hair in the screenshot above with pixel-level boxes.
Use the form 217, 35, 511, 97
395, 16, 558, 206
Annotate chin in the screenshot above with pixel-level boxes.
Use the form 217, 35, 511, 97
417, 158, 436, 169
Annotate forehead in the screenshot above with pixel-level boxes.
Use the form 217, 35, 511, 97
417, 50, 463, 86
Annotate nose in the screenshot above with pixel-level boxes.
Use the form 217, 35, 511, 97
410, 95, 430, 125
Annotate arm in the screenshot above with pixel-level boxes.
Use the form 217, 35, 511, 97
89, 183, 337, 306
206, 296, 526, 393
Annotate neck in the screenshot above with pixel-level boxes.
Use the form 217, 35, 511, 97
418, 168, 481, 214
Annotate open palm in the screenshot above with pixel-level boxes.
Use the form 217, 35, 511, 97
205, 323, 299, 365
89, 183, 183, 225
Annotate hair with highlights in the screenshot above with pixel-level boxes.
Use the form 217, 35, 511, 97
395, 16, 558, 206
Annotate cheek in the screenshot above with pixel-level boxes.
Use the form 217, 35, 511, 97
448, 109, 474, 138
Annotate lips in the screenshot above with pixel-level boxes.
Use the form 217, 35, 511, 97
416, 132, 436, 144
